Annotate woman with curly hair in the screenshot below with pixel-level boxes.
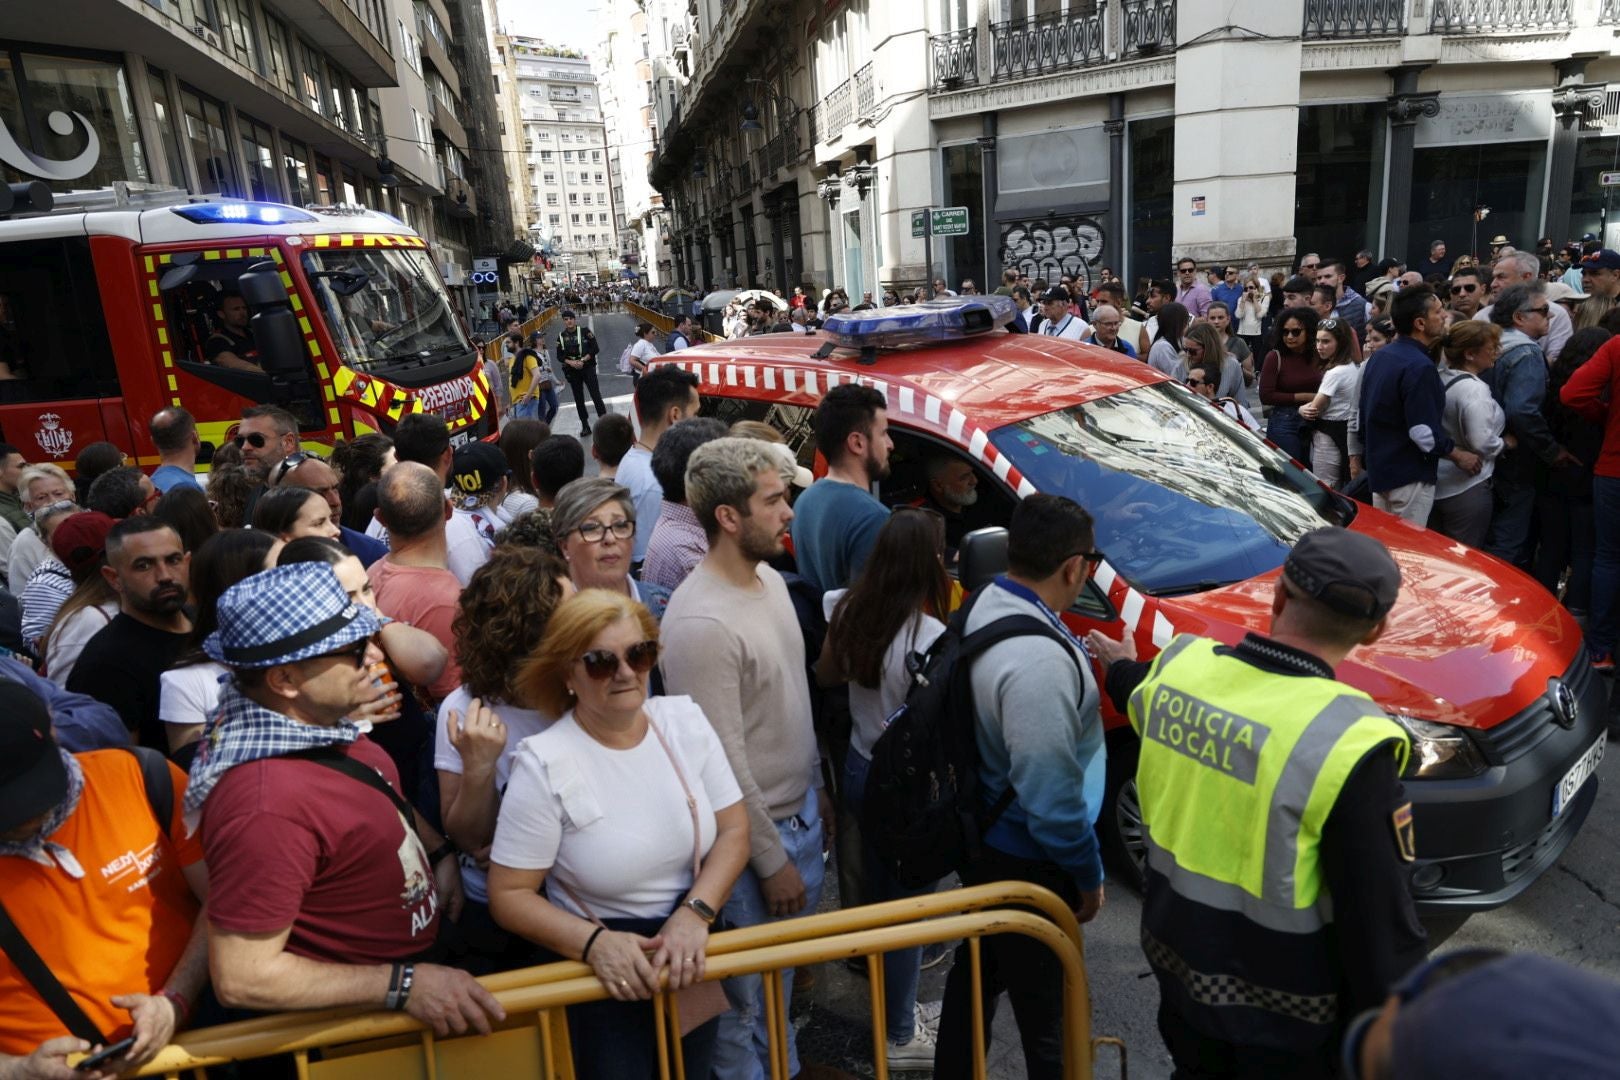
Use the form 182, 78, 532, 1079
435, 545, 574, 970
205, 464, 255, 529
331, 432, 394, 532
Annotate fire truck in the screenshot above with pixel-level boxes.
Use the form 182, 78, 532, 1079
0, 182, 497, 470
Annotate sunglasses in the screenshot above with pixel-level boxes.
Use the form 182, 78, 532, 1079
1450, 283, 1479, 294
1184, 377, 1206, 388
303, 635, 372, 668
1282, 326, 1306, 336
234, 432, 269, 449
1525, 305, 1551, 317
578, 639, 660, 680
272, 450, 325, 484
1318, 318, 1339, 330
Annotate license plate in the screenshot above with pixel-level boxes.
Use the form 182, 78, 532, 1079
1553, 732, 1605, 818
449, 429, 472, 449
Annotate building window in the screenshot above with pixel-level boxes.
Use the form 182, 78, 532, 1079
549, 213, 560, 225
146, 65, 187, 189
546, 193, 558, 205
1128, 116, 1174, 287
595, 172, 603, 184
217, 0, 262, 73
328, 63, 350, 130
540, 150, 552, 162
592, 150, 601, 162
314, 153, 335, 204
282, 135, 312, 205
264, 17, 296, 96
562, 150, 573, 162
571, 213, 580, 224
297, 41, 325, 114
1296, 103, 1387, 272
0, 50, 151, 192
543, 171, 556, 184
239, 113, 278, 200
568, 193, 577, 205
179, 83, 238, 196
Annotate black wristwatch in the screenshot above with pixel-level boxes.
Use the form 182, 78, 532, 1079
427, 841, 456, 866
684, 897, 717, 924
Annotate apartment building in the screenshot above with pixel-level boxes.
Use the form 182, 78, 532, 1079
641, 0, 1620, 298
595, 0, 670, 287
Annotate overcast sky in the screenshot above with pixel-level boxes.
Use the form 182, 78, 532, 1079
498, 0, 605, 54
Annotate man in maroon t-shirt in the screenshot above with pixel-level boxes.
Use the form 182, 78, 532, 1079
188, 562, 503, 1036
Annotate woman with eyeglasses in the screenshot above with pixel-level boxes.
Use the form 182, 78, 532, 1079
815, 508, 951, 1067
488, 589, 748, 1078
551, 476, 672, 620
1431, 321, 1506, 547
1297, 318, 1360, 488
1259, 306, 1323, 463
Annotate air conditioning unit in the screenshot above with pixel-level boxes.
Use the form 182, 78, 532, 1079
191, 23, 222, 50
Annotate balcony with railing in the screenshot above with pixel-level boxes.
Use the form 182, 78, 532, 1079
854, 63, 874, 117
818, 77, 853, 141
990, 6, 1107, 80
1429, 0, 1572, 33
930, 27, 978, 90
1302, 0, 1406, 37
1604, 0, 1620, 23
1121, 0, 1176, 54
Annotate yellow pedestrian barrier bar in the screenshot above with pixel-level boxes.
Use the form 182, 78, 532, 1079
126, 883, 1111, 1080
625, 299, 724, 343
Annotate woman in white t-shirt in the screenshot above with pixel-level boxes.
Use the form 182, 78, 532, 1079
816, 507, 951, 1066
626, 321, 661, 385
434, 546, 572, 967
489, 590, 747, 1077
1299, 317, 1361, 489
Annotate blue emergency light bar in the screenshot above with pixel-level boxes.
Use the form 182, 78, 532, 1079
821, 295, 1016, 351
171, 203, 319, 226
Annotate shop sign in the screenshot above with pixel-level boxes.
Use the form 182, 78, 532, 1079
1415, 91, 1553, 148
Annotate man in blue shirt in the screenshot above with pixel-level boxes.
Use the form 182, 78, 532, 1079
1318, 259, 1368, 339
148, 407, 204, 494
1350, 285, 1480, 524
789, 383, 891, 592
1210, 266, 1244, 312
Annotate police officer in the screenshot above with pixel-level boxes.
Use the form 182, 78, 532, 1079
554, 309, 607, 435
1086, 527, 1426, 1078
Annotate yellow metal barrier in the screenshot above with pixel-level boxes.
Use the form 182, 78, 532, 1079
127, 883, 1117, 1079
625, 299, 724, 343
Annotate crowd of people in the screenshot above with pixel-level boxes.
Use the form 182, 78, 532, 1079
5, 231, 1620, 1080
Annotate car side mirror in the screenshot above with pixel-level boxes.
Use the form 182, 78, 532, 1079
959, 526, 1009, 594
238, 262, 305, 378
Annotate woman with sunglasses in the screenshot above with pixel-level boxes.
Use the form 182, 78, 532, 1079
435, 546, 574, 972
550, 476, 671, 619
1298, 317, 1360, 488
488, 589, 748, 1078
1182, 321, 1242, 401
1259, 306, 1322, 463
815, 508, 951, 1067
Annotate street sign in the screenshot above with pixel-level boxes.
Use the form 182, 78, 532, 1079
911, 210, 927, 238
1603, 171, 1620, 188
931, 206, 969, 236
473, 257, 499, 273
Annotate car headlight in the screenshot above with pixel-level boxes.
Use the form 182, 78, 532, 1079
1388, 714, 1487, 779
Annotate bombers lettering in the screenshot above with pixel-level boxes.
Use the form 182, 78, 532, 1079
1143, 685, 1270, 783
416, 375, 477, 414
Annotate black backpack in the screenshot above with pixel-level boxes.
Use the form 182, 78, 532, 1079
862, 591, 1083, 888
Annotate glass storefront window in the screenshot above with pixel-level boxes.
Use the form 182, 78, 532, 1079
239, 113, 277, 200
941, 143, 982, 289
282, 135, 311, 205
1128, 115, 1173, 290
1296, 102, 1386, 268
147, 66, 187, 189
1570, 136, 1620, 248
1410, 142, 1546, 266
179, 83, 238, 196
0, 51, 151, 191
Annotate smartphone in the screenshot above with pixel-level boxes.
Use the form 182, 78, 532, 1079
76, 1037, 136, 1072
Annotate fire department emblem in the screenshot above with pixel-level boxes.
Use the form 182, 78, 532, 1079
34, 413, 74, 459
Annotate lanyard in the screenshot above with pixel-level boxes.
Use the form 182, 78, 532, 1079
991, 576, 1089, 657
1046, 315, 1070, 337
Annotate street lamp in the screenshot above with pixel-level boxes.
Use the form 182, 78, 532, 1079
739, 78, 798, 133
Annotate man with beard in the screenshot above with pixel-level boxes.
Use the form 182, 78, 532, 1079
660, 437, 827, 1080
788, 383, 893, 592
65, 518, 192, 752
921, 455, 983, 554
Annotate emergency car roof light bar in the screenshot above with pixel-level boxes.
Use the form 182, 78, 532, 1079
38, 182, 198, 217
819, 295, 1016, 362
171, 203, 320, 226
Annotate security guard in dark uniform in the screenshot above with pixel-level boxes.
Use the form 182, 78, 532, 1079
1086, 527, 1427, 1078
554, 308, 607, 434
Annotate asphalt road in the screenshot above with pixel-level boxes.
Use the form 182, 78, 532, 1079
540, 308, 639, 439
553, 312, 1620, 1078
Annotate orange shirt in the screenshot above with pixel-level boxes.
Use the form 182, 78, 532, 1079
0, 750, 203, 1055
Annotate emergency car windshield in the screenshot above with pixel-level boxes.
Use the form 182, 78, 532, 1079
989, 384, 1348, 595
302, 247, 470, 371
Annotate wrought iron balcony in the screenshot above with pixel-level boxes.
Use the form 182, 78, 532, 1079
1604, 0, 1620, 23
1429, 0, 1572, 33
990, 6, 1107, 81
930, 28, 978, 91
1121, 0, 1175, 54
854, 63, 875, 117
1302, 0, 1406, 37
821, 78, 853, 138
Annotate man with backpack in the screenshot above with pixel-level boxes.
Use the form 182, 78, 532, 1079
929, 494, 1107, 1080
0, 681, 209, 1077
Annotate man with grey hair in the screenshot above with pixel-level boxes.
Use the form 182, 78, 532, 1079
1478, 250, 1572, 362
1485, 282, 1577, 566
659, 437, 828, 1080
366, 463, 462, 702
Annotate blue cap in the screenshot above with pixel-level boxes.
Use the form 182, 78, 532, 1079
205, 562, 380, 668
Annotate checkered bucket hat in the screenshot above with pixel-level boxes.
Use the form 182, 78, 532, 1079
204, 562, 380, 668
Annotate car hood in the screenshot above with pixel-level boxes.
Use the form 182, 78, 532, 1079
1156, 507, 1582, 730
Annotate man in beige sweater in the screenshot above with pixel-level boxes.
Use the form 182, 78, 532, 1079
659, 438, 826, 1080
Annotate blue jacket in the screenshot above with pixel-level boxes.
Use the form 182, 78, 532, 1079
1482, 329, 1559, 482
340, 525, 388, 568
1358, 335, 1454, 493
1, 655, 128, 751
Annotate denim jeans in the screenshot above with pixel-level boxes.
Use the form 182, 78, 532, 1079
1485, 474, 1539, 568
1588, 475, 1620, 654
713, 787, 826, 1080
842, 748, 936, 1043
1266, 406, 1306, 464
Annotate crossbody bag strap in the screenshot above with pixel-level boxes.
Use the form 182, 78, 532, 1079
291, 747, 414, 823
0, 900, 108, 1045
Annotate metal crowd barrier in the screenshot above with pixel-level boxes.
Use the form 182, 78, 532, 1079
124, 883, 1123, 1080
625, 299, 724, 343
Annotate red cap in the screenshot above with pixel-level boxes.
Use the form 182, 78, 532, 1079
50, 511, 117, 575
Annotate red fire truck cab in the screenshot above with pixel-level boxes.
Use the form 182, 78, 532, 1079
0, 184, 496, 471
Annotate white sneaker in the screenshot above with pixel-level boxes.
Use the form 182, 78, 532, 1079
915, 1000, 942, 1033
886, 1022, 937, 1072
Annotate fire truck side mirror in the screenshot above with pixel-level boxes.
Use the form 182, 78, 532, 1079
958, 527, 1009, 594
238, 263, 305, 379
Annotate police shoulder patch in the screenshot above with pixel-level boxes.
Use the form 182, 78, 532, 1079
1391, 802, 1416, 863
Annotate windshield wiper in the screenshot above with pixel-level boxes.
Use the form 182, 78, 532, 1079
1150, 578, 1245, 597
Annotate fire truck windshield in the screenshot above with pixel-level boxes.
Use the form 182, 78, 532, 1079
302, 247, 471, 372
